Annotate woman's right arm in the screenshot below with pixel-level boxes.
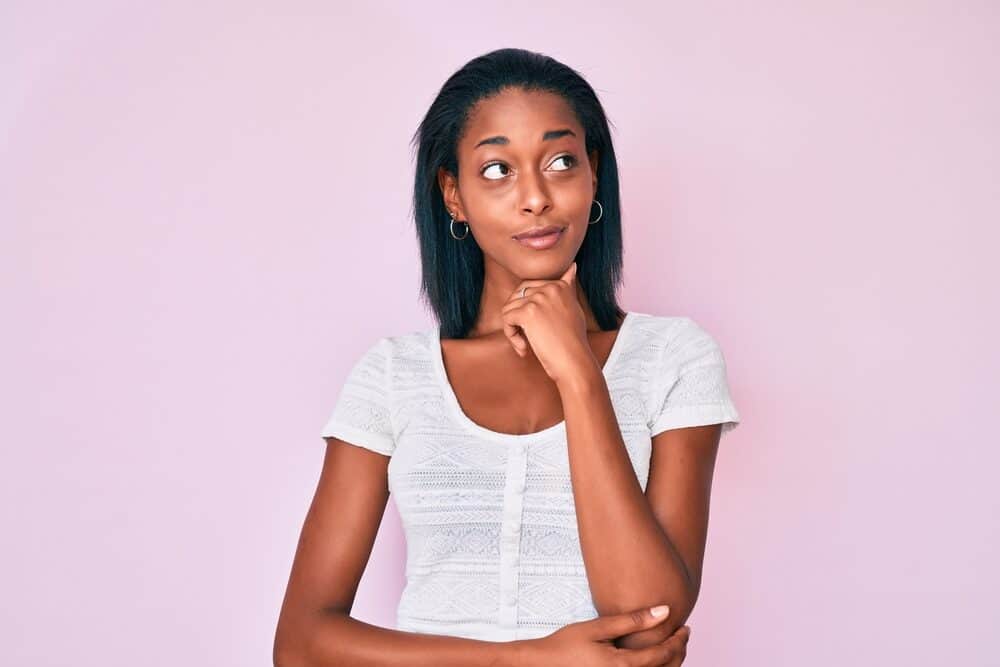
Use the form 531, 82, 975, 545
272, 437, 529, 667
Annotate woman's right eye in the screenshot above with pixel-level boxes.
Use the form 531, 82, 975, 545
481, 162, 509, 180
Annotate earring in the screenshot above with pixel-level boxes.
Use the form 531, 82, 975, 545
588, 199, 603, 224
449, 212, 469, 240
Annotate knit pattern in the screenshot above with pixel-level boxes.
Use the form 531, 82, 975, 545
320, 311, 741, 642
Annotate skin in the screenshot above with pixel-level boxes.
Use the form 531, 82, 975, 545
273, 87, 721, 666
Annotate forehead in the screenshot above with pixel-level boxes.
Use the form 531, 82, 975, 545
461, 88, 582, 149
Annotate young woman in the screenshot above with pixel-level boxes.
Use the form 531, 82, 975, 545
274, 48, 741, 667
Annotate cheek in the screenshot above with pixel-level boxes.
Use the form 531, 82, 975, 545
461, 185, 508, 222
566, 221, 590, 248
557, 178, 597, 212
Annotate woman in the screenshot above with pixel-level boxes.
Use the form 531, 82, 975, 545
274, 48, 741, 666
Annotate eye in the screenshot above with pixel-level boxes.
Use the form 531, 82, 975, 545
549, 154, 577, 171
481, 162, 510, 180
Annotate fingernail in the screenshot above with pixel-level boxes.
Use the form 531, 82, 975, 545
650, 605, 670, 617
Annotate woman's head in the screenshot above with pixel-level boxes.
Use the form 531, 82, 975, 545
411, 48, 624, 338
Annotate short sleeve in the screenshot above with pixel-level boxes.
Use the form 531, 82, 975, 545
320, 337, 396, 456
648, 318, 741, 438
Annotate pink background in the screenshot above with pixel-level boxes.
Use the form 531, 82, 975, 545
3, 2, 997, 665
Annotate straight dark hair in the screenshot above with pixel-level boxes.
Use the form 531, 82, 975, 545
409, 48, 625, 339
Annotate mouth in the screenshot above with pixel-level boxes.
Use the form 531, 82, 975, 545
513, 224, 564, 240
512, 225, 567, 250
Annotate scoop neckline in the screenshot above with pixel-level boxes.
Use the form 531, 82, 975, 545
430, 311, 634, 444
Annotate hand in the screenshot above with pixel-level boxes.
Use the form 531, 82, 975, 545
659, 625, 691, 666
518, 605, 685, 667
616, 614, 692, 665
630, 624, 691, 667
500, 262, 593, 386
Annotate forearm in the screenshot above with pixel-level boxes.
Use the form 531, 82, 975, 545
558, 364, 697, 631
275, 610, 528, 667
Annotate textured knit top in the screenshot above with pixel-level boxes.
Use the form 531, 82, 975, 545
319, 310, 741, 642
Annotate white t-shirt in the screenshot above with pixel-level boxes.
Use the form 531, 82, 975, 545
320, 310, 741, 642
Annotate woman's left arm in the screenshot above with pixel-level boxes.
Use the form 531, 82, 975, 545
500, 263, 728, 652
558, 364, 722, 648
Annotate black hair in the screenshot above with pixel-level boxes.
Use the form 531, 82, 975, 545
409, 47, 625, 339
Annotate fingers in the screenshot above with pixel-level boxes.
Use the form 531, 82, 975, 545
665, 624, 690, 646
587, 605, 671, 641
499, 311, 533, 360
625, 640, 676, 667
499, 282, 563, 332
615, 621, 673, 649
662, 626, 690, 667
623, 625, 690, 667
499, 262, 577, 357
505, 278, 555, 304
506, 261, 577, 306
501, 282, 560, 313
499, 285, 543, 351
499, 287, 545, 357
502, 318, 528, 356
664, 644, 688, 666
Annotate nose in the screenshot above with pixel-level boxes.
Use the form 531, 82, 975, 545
517, 169, 552, 216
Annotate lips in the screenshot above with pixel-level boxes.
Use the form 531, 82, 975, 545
513, 225, 566, 250
512, 224, 564, 240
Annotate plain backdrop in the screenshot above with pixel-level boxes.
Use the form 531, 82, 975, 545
2, 1, 998, 665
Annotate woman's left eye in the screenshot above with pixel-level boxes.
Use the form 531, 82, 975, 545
550, 154, 576, 171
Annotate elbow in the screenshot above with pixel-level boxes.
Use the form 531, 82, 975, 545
274, 606, 352, 667
603, 583, 699, 652
273, 641, 304, 667
273, 629, 309, 667
273, 614, 314, 667
678, 565, 700, 608
273, 647, 303, 667
665, 575, 700, 624
594, 577, 699, 624
655, 560, 701, 623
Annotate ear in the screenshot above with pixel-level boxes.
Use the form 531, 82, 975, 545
589, 148, 599, 188
437, 167, 463, 219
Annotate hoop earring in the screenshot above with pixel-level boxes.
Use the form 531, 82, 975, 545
588, 199, 603, 224
449, 213, 469, 240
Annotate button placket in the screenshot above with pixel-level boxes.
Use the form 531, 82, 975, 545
498, 444, 528, 631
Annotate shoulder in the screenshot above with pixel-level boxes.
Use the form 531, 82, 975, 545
627, 311, 720, 353
625, 312, 729, 377
348, 324, 434, 361
631, 312, 741, 435
339, 325, 438, 390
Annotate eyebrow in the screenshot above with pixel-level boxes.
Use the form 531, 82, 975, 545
473, 128, 576, 150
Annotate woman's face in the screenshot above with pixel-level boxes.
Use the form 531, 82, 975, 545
439, 87, 599, 282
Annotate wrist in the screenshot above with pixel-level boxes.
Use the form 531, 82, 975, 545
505, 638, 540, 666
555, 355, 604, 396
